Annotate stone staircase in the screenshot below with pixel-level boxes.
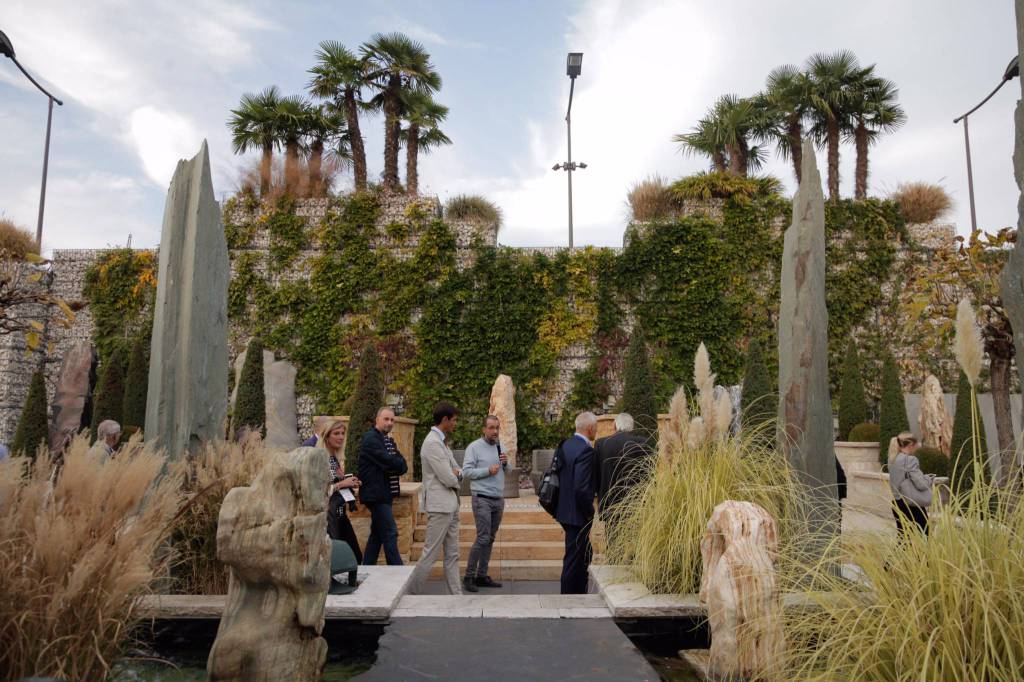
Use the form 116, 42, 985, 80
414, 494, 567, 580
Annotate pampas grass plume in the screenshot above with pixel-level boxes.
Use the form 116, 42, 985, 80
955, 298, 983, 386
714, 390, 733, 440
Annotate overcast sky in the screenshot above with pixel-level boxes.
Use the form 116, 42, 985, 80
0, 0, 1019, 254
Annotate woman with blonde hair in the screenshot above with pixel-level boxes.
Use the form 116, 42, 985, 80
317, 418, 363, 562
887, 431, 934, 538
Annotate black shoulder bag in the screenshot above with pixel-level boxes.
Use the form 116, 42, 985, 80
537, 441, 564, 517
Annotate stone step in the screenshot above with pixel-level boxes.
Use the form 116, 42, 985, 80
410, 540, 564, 561
413, 523, 564, 543
454, 508, 554, 525
426, 559, 564, 581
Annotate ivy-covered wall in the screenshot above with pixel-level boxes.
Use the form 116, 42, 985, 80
51, 188, 941, 461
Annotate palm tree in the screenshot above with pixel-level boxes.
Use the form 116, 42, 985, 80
305, 105, 347, 197
227, 86, 282, 196
847, 74, 906, 199
763, 64, 814, 183
361, 33, 441, 191
273, 96, 312, 195
806, 50, 867, 200
401, 92, 449, 195
308, 41, 370, 192
675, 95, 768, 176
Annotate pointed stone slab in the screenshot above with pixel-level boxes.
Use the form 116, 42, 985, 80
777, 141, 837, 511
145, 141, 229, 459
49, 342, 95, 449
1001, 2, 1024, 412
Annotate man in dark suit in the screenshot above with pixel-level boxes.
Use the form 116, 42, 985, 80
358, 407, 409, 565
556, 411, 598, 594
595, 412, 652, 531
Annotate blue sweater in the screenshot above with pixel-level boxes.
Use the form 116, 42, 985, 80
462, 437, 505, 498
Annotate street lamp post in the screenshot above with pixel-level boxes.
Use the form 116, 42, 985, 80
553, 52, 586, 249
1, 29, 64, 251
953, 55, 1019, 233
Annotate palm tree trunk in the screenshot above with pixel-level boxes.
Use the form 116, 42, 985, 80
406, 124, 420, 195
383, 76, 401, 191
990, 346, 1016, 487
727, 143, 743, 175
788, 118, 802, 184
345, 88, 367, 192
712, 151, 727, 173
827, 117, 840, 200
284, 140, 300, 195
308, 139, 324, 197
260, 144, 272, 197
854, 120, 869, 199
737, 139, 750, 177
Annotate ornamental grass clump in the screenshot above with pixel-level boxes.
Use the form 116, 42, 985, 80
169, 435, 270, 594
626, 175, 673, 222
779, 471, 1024, 681
606, 343, 805, 595
445, 194, 502, 227
0, 435, 182, 682
889, 181, 952, 224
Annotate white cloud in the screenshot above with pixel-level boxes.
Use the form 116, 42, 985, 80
129, 107, 204, 186
375, 15, 484, 49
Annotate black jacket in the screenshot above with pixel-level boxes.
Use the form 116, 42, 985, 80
555, 435, 597, 527
357, 428, 408, 504
595, 430, 652, 515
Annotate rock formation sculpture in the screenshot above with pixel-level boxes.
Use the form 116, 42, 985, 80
919, 374, 952, 456
207, 446, 331, 681
230, 348, 299, 452
700, 500, 781, 681
48, 342, 95, 450
777, 140, 838, 523
488, 374, 517, 467
145, 142, 229, 459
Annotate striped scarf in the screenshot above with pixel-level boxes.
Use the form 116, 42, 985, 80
384, 435, 402, 497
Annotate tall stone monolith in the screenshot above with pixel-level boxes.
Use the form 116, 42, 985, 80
48, 342, 95, 450
777, 140, 838, 531
1001, 0, 1024, 448
145, 141, 229, 459
488, 374, 517, 466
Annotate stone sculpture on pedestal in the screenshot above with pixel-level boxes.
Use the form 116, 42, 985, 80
488, 374, 517, 467
48, 342, 95, 450
207, 446, 331, 682
145, 142, 229, 459
777, 140, 838, 530
700, 500, 781, 682
919, 374, 952, 456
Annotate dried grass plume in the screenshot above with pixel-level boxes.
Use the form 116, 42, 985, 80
955, 298, 983, 386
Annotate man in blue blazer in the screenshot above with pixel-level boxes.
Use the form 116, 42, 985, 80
555, 411, 598, 594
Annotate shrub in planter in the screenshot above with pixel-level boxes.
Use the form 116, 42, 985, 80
345, 343, 386, 475
621, 325, 658, 434
847, 422, 880, 443
915, 446, 950, 478
877, 354, 909, 465
837, 340, 868, 440
741, 338, 775, 430
122, 333, 149, 436
90, 348, 125, 442
233, 337, 266, 439
11, 369, 48, 458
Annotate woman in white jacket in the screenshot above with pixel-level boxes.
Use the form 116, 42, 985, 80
887, 432, 935, 538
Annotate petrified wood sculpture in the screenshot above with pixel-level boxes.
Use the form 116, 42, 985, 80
207, 446, 331, 681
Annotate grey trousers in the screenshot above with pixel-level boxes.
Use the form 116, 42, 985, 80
465, 495, 504, 579
409, 510, 462, 595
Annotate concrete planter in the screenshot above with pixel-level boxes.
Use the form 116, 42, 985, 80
835, 441, 882, 474
847, 469, 951, 519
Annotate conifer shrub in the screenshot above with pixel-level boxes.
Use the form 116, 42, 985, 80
11, 368, 48, 458
837, 340, 868, 440
90, 349, 125, 442
621, 325, 658, 434
877, 354, 909, 466
121, 333, 149, 437
916, 445, 950, 478
233, 337, 266, 439
950, 370, 988, 494
345, 343, 385, 475
740, 338, 775, 430
848, 422, 880, 442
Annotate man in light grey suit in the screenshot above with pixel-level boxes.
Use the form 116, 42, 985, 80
408, 402, 463, 594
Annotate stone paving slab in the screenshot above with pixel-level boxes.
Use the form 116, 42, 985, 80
136, 566, 415, 621
353, 617, 659, 681
590, 565, 704, 619
392, 594, 611, 619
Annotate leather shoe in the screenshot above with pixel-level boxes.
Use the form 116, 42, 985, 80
462, 576, 479, 593
475, 576, 503, 588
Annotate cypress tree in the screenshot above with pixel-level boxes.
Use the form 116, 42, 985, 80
90, 349, 125, 442
837, 340, 868, 440
233, 337, 266, 439
12, 368, 49, 458
621, 325, 658, 434
740, 338, 775, 430
950, 371, 989, 494
345, 343, 385, 475
121, 334, 149, 437
877, 354, 909, 466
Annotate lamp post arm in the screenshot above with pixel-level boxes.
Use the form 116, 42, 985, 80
566, 76, 575, 123
11, 56, 63, 105
954, 78, 1008, 123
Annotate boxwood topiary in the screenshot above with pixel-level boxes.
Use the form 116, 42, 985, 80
848, 422, 880, 443
915, 446, 950, 478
